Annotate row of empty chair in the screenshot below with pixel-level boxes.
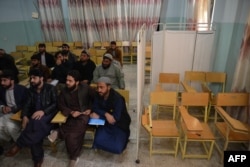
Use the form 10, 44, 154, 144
142, 90, 250, 162
155, 71, 227, 122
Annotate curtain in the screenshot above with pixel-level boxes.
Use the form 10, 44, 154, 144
231, 12, 250, 124
38, 0, 67, 41
186, 0, 213, 30
68, 0, 161, 48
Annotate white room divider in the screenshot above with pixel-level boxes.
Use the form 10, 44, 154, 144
150, 29, 215, 91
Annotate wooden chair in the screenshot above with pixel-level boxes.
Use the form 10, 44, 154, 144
44, 42, 53, 47
214, 93, 250, 161
150, 91, 177, 120
184, 71, 206, 92
122, 41, 131, 64
46, 46, 58, 54
16, 45, 28, 52
202, 72, 227, 120
130, 41, 137, 64
88, 47, 97, 63
101, 41, 110, 49
181, 81, 197, 93
116, 89, 129, 108
93, 41, 102, 49
178, 106, 215, 159
27, 46, 37, 52
74, 41, 84, 49
52, 41, 63, 48
157, 73, 180, 92
141, 105, 179, 156
181, 92, 210, 122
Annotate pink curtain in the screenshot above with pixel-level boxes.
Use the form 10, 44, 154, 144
186, 0, 213, 30
38, 0, 67, 41
231, 13, 250, 124
68, 0, 161, 48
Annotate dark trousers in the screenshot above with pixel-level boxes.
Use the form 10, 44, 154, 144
60, 115, 89, 160
16, 112, 55, 163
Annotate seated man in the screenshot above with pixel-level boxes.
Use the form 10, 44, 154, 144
0, 70, 28, 154
48, 70, 94, 167
5, 69, 57, 167
73, 50, 96, 85
37, 43, 55, 68
93, 53, 125, 89
106, 41, 122, 67
30, 54, 52, 83
51, 51, 73, 92
90, 77, 131, 154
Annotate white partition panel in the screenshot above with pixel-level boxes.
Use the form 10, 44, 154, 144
150, 31, 165, 90
193, 32, 215, 71
163, 31, 196, 80
151, 30, 215, 92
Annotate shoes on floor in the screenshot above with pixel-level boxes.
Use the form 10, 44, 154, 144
34, 158, 43, 167
5, 144, 21, 157
68, 157, 79, 167
48, 130, 58, 143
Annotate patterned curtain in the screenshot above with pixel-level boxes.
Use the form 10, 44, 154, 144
231, 13, 250, 124
68, 0, 161, 48
186, 0, 213, 30
38, 0, 67, 41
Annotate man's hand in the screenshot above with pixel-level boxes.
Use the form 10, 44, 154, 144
90, 112, 100, 118
105, 112, 116, 124
22, 116, 29, 130
31, 110, 44, 120
70, 111, 81, 118
2, 106, 11, 114
82, 109, 91, 116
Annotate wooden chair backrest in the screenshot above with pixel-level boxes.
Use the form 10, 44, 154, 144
181, 92, 209, 106
184, 71, 205, 82
205, 72, 226, 92
215, 93, 249, 106
205, 72, 226, 83
159, 73, 180, 84
93, 41, 102, 48
52, 41, 63, 47
116, 89, 129, 106
16, 45, 28, 52
150, 91, 177, 105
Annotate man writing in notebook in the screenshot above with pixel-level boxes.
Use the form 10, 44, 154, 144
90, 76, 131, 154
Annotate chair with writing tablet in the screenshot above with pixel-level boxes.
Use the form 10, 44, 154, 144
141, 105, 179, 156
214, 93, 250, 162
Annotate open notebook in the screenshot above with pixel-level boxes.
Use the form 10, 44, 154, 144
88, 118, 105, 125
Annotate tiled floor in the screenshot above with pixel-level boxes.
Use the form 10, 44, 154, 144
1, 64, 244, 167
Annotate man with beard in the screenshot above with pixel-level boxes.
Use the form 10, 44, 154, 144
93, 53, 125, 89
37, 43, 55, 68
61, 43, 77, 64
106, 41, 123, 67
90, 77, 131, 154
5, 69, 57, 167
51, 51, 73, 93
0, 70, 28, 155
30, 54, 51, 82
73, 50, 96, 85
48, 70, 94, 167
